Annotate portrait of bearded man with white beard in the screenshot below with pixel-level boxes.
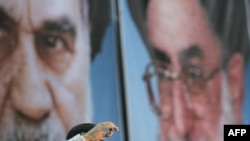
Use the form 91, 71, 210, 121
0, 0, 110, 140
127, 0, 249, 141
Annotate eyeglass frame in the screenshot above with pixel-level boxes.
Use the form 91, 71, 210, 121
142, 61, 221, 118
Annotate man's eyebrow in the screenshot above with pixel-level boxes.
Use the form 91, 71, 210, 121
151, 47, 170, 63
38, 18, 76, 36
179, 44, 203, 66
0, 7, 16, 32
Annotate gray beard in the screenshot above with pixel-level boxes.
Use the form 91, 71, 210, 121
0, 103, 65, 141
216, 71, 236, 141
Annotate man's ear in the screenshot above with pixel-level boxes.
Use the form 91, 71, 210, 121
227, 53, 244, 123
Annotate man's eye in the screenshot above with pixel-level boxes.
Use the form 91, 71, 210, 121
35, 33, 65, 49
157, 72, 165, 80
45, 35, 61, 48
34, 31, 74, 73
187, 68, 202, 80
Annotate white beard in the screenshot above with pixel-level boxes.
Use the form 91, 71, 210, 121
220, 71, 235, 124
0, 104, 66, 141
216, 71, 236, 141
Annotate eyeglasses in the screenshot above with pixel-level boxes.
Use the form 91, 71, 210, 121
143, 61, 220, 120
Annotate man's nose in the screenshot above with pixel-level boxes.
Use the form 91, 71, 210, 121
11, 34, 52, 121
170, 80, 193, 137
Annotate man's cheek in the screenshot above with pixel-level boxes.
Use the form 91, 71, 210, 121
39, 52, 74, 76
0, 59, 20, 114
46, 76, 83, 130
192, 120, 221, 141
160, 120, 171, 140
0, 82, 9, 115
207, 73, 222, 113
190, 93, 209, 117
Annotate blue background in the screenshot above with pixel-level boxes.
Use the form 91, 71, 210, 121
90, 2, 124, 141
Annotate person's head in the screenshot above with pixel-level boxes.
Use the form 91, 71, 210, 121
0, 0, 92, 140
135, 0, 246, 140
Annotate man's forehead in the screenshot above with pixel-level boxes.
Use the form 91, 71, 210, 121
0, 0, 82, 28
147, 0, 208, 47
147, 0, 220, 63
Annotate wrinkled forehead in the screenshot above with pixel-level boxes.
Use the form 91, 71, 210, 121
0, 0, 82, 29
